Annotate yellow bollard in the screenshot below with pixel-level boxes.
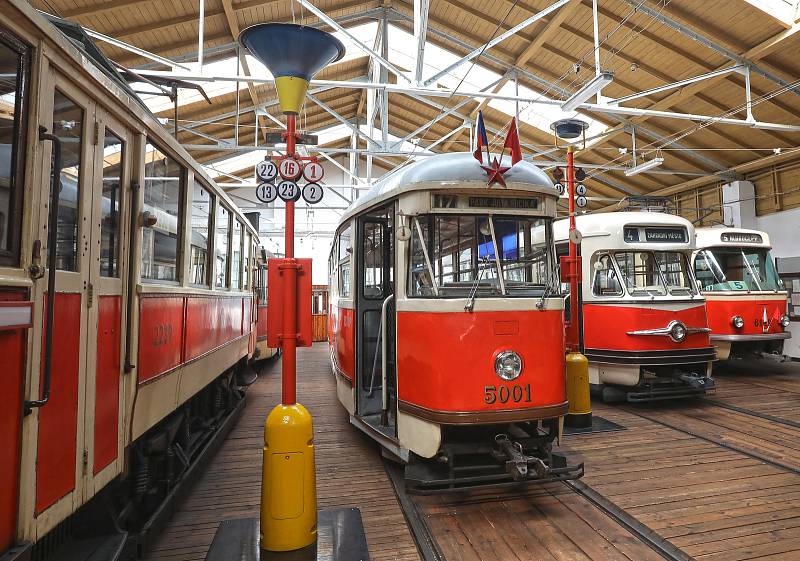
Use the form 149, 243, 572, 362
565, 352, 592, 429
260, 403, 317, 551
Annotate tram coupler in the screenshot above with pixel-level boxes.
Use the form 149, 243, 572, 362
491, 434, 549, 482
678, 371, 715, 390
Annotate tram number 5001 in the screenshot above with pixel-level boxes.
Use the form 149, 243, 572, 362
483, 384, 532, 404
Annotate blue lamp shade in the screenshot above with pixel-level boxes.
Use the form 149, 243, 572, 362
240, 23, 345, 113
239, 23, 345, 80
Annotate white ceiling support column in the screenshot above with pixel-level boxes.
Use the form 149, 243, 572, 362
197, 0, 205, 71
722, 180, 756, 228
296, 0, 411, 83
591, 0, 602, 102
413, 0, 430, 85
81, 27, 191, 70
380, 9, 390, 147
350, 132, 360, 202
422, 0, 573, 86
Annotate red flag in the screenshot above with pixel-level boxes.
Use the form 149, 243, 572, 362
504, 117, 523, 166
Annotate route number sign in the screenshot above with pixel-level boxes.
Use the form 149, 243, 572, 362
575, 195, 588, 208
278, 158, 302, 180
302, 161, 325, 182
255, 159, 278, 182
255, 183, 278, 204
277, 180, 301, 202
302, 182, 324, 204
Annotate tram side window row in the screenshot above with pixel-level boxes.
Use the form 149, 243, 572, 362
338, 224, 352, 297
141, 140, 249, 290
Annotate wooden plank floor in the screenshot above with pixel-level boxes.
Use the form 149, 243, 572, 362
142, 344, 420, 561
563, 360, 800, 561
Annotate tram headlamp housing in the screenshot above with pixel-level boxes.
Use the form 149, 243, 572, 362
731, 315, 745, 329
668, 321, 687, 343
494, 350, 523, 381
781, 314, 791, 328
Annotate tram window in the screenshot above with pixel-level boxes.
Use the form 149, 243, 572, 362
190, 181, 212, 286
592, 254, 622, 296
363, 221, 384, 299
411, 215, 552, 298
100, 129, 123, 277
244, 234, 251, 290
231, 220, 242, 289
338, 224, 352, 297
0, 34, 29, 265
654, 252, 694, 295
142, 143, 184, 282
52, 90, 84, 272
216, 205, 230, 288
614, 252, 665, 296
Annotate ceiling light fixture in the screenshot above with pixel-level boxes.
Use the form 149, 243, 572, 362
625, 157, 665, 176
561, 71, 614, 112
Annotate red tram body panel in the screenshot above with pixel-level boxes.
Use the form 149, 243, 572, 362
329, 152, 583, 491
555, 212, 716, 402
0, 4, 263, 558
693, 227, 790, 360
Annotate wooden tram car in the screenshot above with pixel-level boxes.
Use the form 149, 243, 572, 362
0, 5, 262, 559
328, 152, 583, 491
693, 227, 790, 361
554, 212, 716, 402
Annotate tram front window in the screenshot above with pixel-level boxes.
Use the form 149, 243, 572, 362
695, 247, 782, 291
614, 251, 696, 297
409, 214, 553, 298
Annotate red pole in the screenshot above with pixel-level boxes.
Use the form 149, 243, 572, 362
567, 145, 579, 352
282, 113, 298, 405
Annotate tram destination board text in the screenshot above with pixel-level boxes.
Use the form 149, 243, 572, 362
624, 226, 688, 243
468, 197, 539, 209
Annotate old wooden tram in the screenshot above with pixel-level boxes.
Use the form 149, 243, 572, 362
328, 152, 583, 491
554, 212, 716, 402
0, 4, 263, 559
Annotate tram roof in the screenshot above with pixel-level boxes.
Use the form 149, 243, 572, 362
695, 226, 773, 249
340, 152, 555, 224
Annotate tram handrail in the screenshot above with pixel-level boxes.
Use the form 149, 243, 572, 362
381, 293, 394, 420
26, 126, 62, 413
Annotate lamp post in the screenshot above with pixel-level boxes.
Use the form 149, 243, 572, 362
551, 118, 592, 430
240, 23, 345, 553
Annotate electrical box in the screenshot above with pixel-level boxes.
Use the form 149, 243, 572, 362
266, 258, 313, 348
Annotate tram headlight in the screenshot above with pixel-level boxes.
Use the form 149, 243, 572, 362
731, 315, 745, 329
668, 321, 687, 343
781, 314, 791, 328
494, 350, 523, 381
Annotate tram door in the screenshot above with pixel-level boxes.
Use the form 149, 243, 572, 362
355, 206, 396, 434
32, 72, 129, 517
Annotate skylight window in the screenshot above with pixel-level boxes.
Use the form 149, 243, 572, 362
741, 0, 799, 27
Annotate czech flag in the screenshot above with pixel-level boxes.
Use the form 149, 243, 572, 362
473, 111, 489, 164
504, 117, 523, 166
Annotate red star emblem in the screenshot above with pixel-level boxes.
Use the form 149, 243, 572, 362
481, 157, 510, 187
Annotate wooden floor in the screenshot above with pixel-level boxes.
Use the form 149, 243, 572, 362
141, 348, 800, 561
142, 344, 420, 561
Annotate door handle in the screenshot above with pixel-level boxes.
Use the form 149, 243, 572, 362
25, 126, 63, 413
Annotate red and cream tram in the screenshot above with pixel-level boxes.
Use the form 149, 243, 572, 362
328, 152, 582, 491
1, 5, 260, 559
693, 227, 790, 360
554, 212, 716, 402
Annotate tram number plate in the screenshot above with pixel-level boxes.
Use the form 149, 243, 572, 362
483, 384, 532, 405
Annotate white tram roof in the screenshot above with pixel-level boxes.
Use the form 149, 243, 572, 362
695, 226, 772, 250
339, 152, 556, 224
554, 211, 697, 251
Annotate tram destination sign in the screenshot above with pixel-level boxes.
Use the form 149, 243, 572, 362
468, 197, 539, 209
721, 232, 763, 244
624, 226, 688, 243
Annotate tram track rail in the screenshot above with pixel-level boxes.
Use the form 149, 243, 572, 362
385, 458, 694, 561
620, 405, 800, 477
